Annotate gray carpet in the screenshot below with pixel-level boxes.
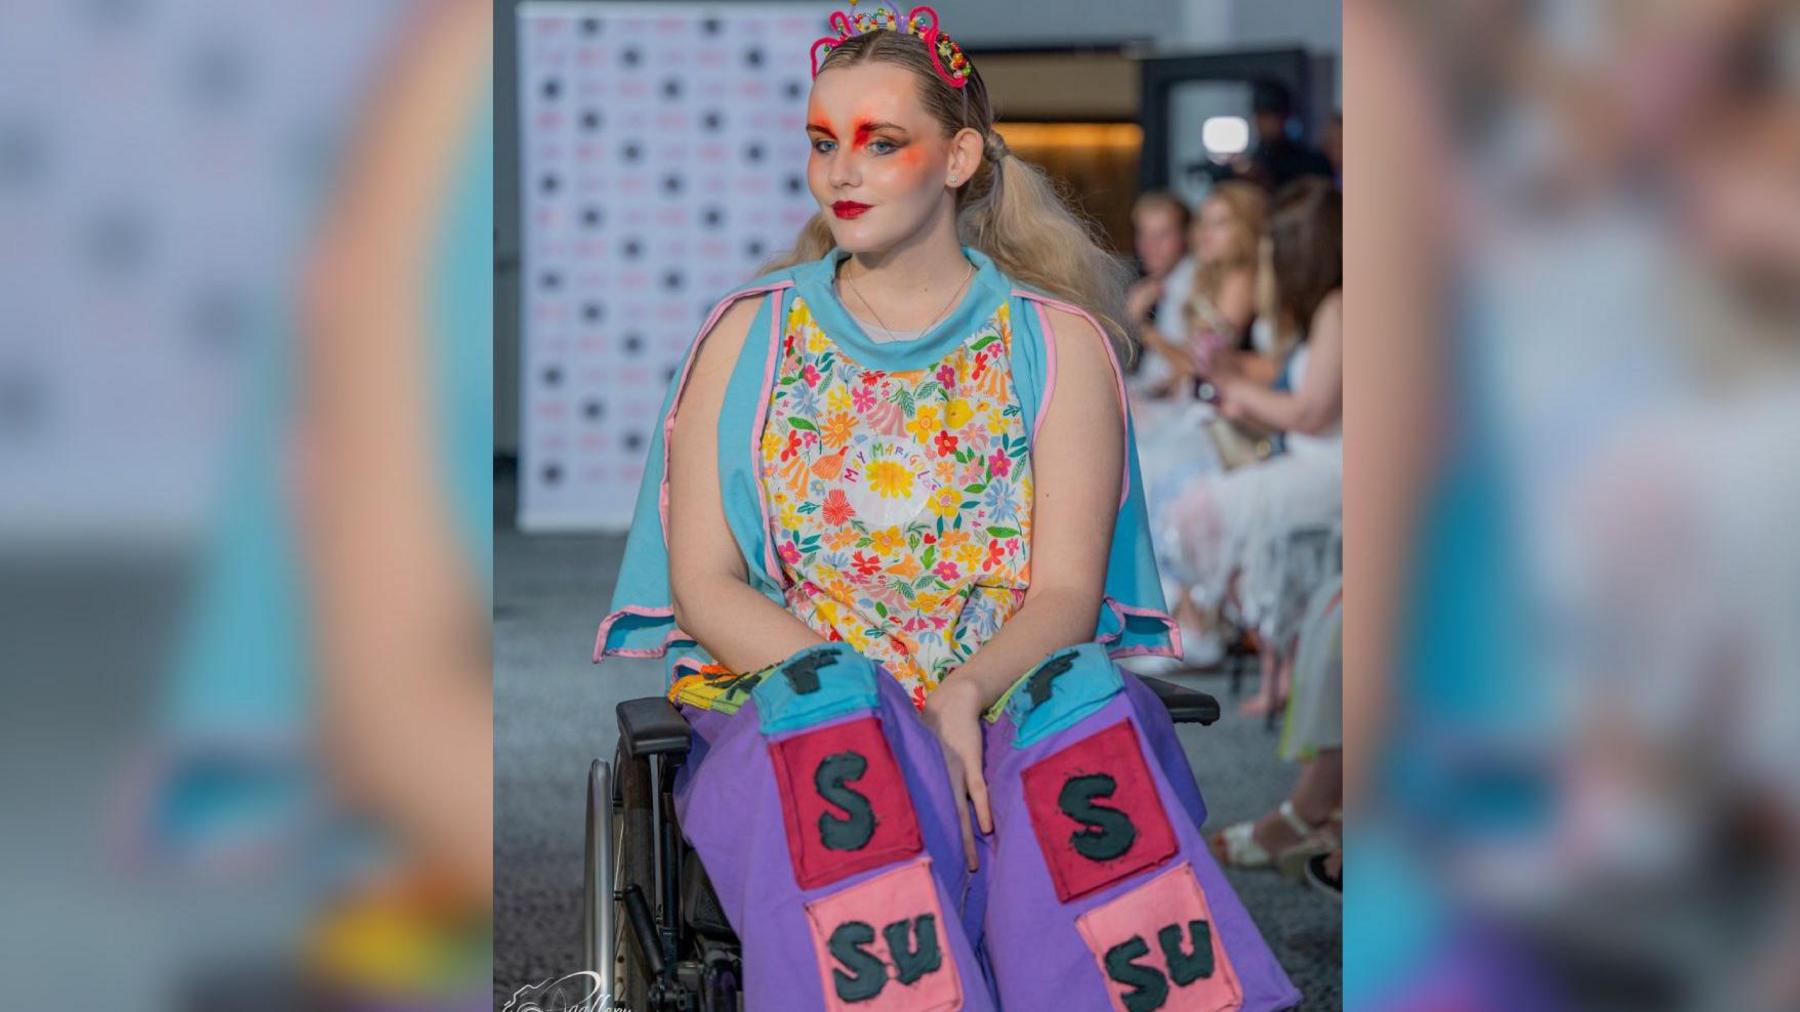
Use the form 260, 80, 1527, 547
494, 488, 1341, 1009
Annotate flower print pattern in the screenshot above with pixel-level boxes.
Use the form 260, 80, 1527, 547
763, 297, 1032, 706
820, 488, 854, 526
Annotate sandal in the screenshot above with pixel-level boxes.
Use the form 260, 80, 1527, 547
1210, 800, 1336, 873
1275, 806, 1341, 880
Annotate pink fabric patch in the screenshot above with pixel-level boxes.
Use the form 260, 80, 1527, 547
1020, 719, 1178, 902
1074, 862, 1244, 1012
803, 857, 963, 1012
769, 716, 922, 890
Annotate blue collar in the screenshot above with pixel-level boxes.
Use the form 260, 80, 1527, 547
791, 244, 1011, 371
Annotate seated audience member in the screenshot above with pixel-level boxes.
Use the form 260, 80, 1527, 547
1123, 189, 1196, 400
1164, 177, 1342, 711
1132, 182, 1271, 668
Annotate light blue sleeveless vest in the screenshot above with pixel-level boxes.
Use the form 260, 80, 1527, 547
597, 245, 1179, 679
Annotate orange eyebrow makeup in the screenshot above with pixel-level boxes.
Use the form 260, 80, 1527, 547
856, 119, 910, 144
807, 112, 909, 150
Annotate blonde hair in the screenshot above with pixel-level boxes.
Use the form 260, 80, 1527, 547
1182, 181, 1265, 338
759, 30, 1135, 360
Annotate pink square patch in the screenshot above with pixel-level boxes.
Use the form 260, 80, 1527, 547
1074, 862, 1243, 1012
803, 857, 963, 1012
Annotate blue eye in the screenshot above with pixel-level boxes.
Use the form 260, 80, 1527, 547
812, 138, 836, 154
868, 139, 897, 154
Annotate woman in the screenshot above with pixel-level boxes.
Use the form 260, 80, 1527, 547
599, 5, 1298, 1009
1169, 178, 1343, 718
1133, 182, 1270, 667
1179, 181, 1268, 387
1123, 190, 1195, 400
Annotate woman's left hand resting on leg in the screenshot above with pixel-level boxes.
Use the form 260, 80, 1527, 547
922, 306, 1124, 871
920, 678, 992, 873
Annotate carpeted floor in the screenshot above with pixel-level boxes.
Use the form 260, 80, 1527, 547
494, 488, 1341, 1009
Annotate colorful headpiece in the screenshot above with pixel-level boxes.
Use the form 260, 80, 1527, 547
809, 2, 972, 90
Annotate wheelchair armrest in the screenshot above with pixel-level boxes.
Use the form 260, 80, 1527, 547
1139, 675, 1221, 726
617, 696, 694, 759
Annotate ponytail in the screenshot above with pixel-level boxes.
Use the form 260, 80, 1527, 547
956, 144, 1135, 362
761, 29, 1135, 362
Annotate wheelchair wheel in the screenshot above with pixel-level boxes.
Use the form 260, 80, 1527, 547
612, 739, 656, 1012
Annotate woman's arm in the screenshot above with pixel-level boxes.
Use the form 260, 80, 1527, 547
297, 0, 491, 904
1140, 327, 1198, 396
1126, 275, 1197, 393
665, 298, 825, 673
1219, 291, 1343, 436
1227, 350, 1282, 387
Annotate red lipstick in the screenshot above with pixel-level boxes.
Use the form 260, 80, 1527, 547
832, 201, 871, 219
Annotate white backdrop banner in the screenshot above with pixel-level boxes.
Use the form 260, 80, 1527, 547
0, 0, 405, 542
517, 2, 828, 531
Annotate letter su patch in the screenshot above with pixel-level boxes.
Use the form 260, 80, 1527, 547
1020, 719, 1178, 902
1075, 863, 1242, 1012
803, 857, 962, 1012
769, 715, 922, 890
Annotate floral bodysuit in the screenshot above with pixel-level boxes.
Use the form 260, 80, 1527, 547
759, 294, 1034, 710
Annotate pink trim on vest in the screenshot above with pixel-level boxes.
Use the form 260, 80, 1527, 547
656, 282, 796, 536
1099, 597, 1184, 660
1030, 301, 1059, 445
1016, 291, 1132, 510
751, 294, 787, 587
597, 281, 795, 665
593, 604, 689, 662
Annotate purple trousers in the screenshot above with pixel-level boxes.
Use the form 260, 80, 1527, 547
672, 642, 1301, 1011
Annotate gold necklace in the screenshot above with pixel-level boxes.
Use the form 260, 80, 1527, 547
840, 259, 974, 339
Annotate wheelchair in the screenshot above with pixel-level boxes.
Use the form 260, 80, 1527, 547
584, 674, 1221, 1011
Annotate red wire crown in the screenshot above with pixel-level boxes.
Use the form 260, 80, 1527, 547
809, 2, 972, 90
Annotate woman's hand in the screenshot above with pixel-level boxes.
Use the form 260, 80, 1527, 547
1124, 277, 1164, 325
1214, 375, 1252, 422
920, 677, 992, 872
1188, 328, 1230, 376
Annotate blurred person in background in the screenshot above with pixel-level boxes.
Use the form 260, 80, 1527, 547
1212, 570, 1343, 898
1131, 180, 1272, 671
1168, 177, 1342, 721
1179, 180, 1272, 392
1346, 0, 1800, 1007
1160, 178, 1342, 887
126, 0, 494, 1006
1503, 2, 1800, 1005
1123, 189, 1197, 401
1322, 109, 1343, 185
1238, 82, 1335, 194
295, 0, 492, 1003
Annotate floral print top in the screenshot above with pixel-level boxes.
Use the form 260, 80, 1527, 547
760, 295, 1034, 709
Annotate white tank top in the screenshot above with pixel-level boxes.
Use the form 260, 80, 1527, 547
1284, 344, 1342, 463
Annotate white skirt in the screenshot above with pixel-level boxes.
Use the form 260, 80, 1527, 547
1161, 445, 1342, 647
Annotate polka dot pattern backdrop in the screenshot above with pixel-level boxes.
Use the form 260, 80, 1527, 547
517, 2, 827, 531
0, 1, 405, 540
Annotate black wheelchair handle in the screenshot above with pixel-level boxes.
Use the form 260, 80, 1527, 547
618, 884, 667, 979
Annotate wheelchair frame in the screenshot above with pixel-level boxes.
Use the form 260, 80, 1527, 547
584, 675, 1220, 1012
